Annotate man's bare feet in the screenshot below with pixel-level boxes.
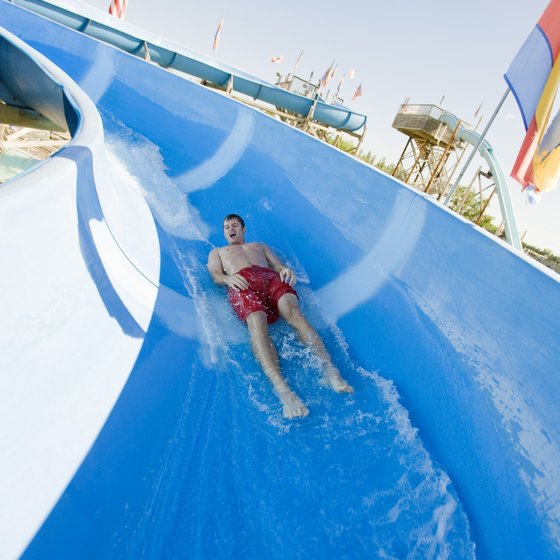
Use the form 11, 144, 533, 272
323, 367, 354, 393
278, 389, 309, 419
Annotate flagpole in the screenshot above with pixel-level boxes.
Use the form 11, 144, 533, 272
444, 88, 510, 205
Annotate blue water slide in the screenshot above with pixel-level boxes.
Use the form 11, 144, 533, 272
8, 0, 367, 133
1, 2, 560, 559
439, 112, 522, 249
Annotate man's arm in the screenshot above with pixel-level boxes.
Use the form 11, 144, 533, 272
262, 244, 296, 286
207, 248, 249, 292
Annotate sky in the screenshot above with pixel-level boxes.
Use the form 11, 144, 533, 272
84, 0, 559, 253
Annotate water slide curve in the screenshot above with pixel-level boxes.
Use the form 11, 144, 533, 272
1, 2, 560, 559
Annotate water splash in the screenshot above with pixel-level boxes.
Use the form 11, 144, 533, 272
100, 113, 475, 557
102, 112, 209, 241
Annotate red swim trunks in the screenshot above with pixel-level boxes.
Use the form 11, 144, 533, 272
228, 265, 298, 324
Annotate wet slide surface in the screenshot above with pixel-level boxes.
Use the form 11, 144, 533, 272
2, 2, 560, 559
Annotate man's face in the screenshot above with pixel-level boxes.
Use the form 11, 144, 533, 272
223, 218, 245, 245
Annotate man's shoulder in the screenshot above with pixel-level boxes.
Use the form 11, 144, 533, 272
208, 246, 228, 261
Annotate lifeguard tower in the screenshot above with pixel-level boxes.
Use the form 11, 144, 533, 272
391, 103, 468, 199
391, 100, 522, 250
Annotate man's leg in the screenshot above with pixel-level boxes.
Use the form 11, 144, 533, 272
277, 294, 353, 393
245, 310, 309, 418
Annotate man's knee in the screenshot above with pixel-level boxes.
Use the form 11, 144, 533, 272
246, 310, 268, 333
278, 293, 304, 324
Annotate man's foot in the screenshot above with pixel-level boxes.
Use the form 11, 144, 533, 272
278, 389, 309, 419
323, 367, 354, 393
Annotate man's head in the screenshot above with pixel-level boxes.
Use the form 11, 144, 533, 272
223, 213, 246, 245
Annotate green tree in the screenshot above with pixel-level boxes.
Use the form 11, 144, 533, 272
358, 149, 375, 164
523, 242, 560, 272
449, 186, 497, 233
326, 135, 356, 154
373, 157, 395, 174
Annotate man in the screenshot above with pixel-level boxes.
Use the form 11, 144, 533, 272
207, 214, 353, 419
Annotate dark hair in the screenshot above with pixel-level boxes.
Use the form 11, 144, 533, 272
223, 213, 245, 228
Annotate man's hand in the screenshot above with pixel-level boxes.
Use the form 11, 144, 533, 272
279, 267, 296, 286
226, 273, 249, 292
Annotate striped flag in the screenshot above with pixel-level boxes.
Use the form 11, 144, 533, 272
271, 55, 284, 63
108, 0, 127, 19
213, 18, 224, 50
352, 83, 363, 101
320, 60, 335, 87
506, 0, 560, 192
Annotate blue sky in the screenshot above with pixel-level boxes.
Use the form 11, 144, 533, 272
85, 0, 558, 252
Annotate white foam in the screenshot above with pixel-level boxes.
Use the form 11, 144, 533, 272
171, 250, 245, 367
411, 290, 560, 542
104, 126, 208, 241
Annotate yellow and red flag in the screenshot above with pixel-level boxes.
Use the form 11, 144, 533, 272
506, 0, 560, 192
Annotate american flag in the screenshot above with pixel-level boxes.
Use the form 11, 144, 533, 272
108, 0, 127, 19
352, 83, 363, 101
271, 55, 283, 63
213, 18, 224, 50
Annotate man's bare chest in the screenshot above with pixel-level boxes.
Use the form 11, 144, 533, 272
220, 243, 267, 270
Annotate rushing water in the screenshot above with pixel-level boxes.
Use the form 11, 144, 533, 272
102, 115, 476, 559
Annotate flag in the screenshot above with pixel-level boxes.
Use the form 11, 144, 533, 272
294, 50, 303, 71
271, 55, 284, 63
533, 103, 560, 192
330, 64, 338, 80
320, 60, 335, 87
335, 75, 345, 98
352, 83, 363, 101
108, 0, 127, 19
213, 18, 224, 50
474, 102, 483, 118
347, 69, 356, 80
506, 0, 560, 192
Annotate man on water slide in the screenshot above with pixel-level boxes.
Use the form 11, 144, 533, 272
208, 214, 353, 419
